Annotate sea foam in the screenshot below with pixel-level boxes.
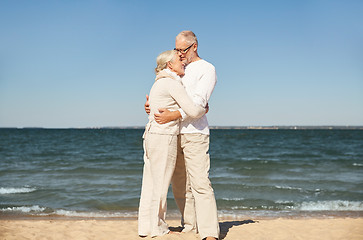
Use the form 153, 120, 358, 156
1, 205, 46, 213
0, 206, 139, 218
0, 187, 36, 194
297, 201, 363, 211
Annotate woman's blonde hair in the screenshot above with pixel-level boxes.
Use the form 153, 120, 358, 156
155, 50, 176, 74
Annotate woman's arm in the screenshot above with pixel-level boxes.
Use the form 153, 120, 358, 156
168, 80, 206, 119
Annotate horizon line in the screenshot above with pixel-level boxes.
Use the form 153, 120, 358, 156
1, 125, 363, 130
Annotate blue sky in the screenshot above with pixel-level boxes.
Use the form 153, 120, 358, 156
1, 0, 362, 128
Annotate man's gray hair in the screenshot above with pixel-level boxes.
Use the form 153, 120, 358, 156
176, 30, 198, 45
155, 50, 176, 74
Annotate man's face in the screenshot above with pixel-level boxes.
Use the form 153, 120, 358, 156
175, 38, 194, 64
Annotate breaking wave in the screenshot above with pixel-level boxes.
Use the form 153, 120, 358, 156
0, 187, 36, 194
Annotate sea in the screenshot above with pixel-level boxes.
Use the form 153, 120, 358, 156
1, 128, 362, 219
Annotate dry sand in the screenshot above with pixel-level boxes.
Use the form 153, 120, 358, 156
1, 218, 362, 240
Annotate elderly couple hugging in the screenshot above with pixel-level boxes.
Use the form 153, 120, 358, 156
138, 31, 219, 240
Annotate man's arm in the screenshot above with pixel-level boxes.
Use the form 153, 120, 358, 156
154, 109, 181, 124
144, 94, 150, 115
154, 103, 209, 124
192, 64, 216, 107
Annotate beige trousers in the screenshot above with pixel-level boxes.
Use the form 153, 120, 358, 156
171, 134, 220, 239
138, 132, 177, 237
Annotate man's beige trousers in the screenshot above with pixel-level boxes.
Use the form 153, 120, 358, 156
138, 132, 177, 237
172, 133, 220, 240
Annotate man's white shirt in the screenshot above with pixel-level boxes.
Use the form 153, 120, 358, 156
178, 59, 217, 135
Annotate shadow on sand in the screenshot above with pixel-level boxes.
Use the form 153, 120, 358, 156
169, 220, 257, 239
219, 220, 257, 239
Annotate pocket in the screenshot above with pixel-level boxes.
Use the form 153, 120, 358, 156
143, 133, 149, 161
184, 133, 209, 145
169, 134, 176, 145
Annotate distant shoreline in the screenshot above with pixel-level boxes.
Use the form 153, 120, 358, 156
1, 126, 363, 130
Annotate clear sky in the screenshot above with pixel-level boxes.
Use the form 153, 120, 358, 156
1, 0, 362, 128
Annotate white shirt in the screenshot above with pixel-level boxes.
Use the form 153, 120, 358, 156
179, 59, 217, 135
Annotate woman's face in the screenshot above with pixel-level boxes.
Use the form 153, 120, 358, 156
169, 55, 185, 77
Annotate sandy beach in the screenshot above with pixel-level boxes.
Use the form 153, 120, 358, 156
1, 217, 362, 240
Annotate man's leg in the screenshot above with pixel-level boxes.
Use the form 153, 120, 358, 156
171, 135, 197, 233
181, 133, 219, 240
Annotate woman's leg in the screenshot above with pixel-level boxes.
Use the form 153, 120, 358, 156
138, 135, 153, 236
147, 133, 177, 237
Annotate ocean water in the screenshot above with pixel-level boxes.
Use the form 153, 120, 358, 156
0, 128, 362, 219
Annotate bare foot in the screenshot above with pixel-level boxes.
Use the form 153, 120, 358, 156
204, 237, 217, 240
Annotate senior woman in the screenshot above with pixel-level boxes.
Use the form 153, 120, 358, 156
138, 50, 206, 237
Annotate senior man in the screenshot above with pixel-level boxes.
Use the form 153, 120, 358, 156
145, 31, 219, 240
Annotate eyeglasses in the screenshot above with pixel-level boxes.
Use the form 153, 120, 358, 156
174, 43, 194, 54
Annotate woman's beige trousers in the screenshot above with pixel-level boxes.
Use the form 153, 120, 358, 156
138, 132, 177, 237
